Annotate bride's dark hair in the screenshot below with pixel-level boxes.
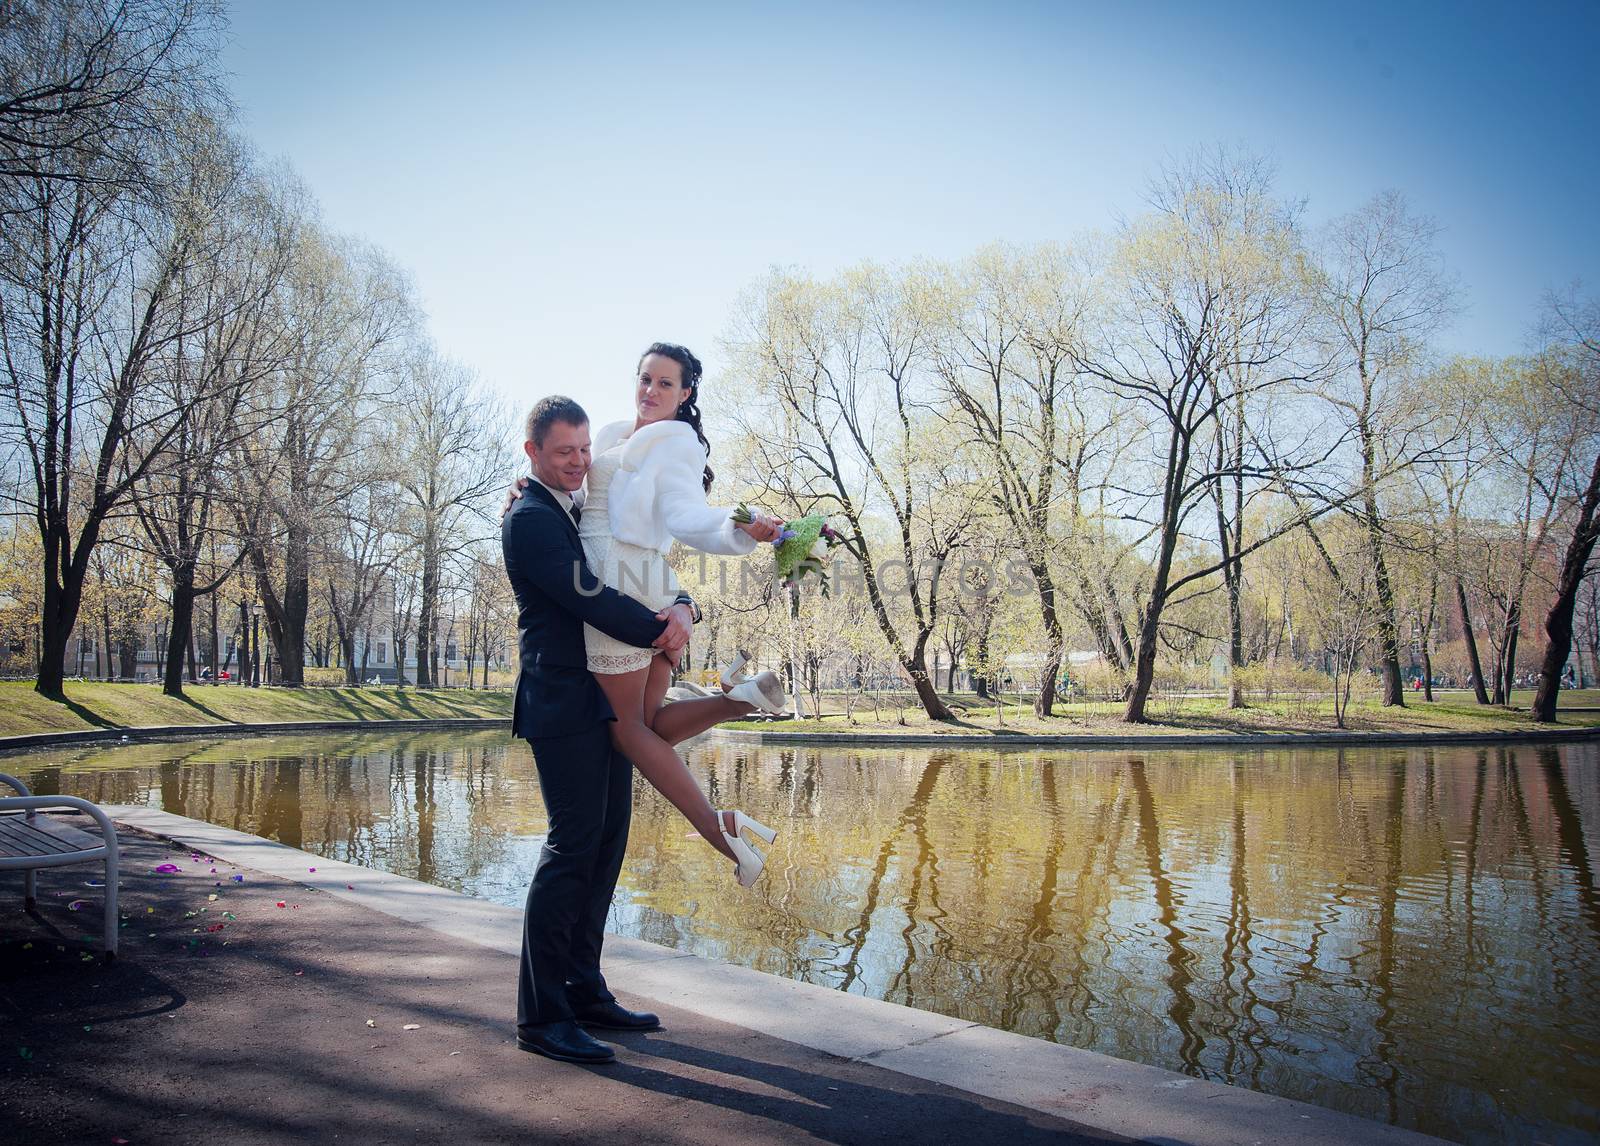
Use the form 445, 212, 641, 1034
640, 341, 713, 492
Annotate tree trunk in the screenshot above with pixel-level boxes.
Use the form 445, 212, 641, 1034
907, 660, 946, 719
99, 605, 112, 682
1033, 562, 1064, 718
1533, 451, 1600, 722
1360, 425, 1405, 706
209, 593, 220, 686
163, 566, 197, 697
1456, 579, 1491, 704
1072, 567, 1128, 672
1498, 603, 1522, 706
278, 540, 309, 686
341, 632, 358, 685
973, 624, 991, 699
237, 601, 251, 687
415, 536, 438, 688
1123, 601, 1162, 723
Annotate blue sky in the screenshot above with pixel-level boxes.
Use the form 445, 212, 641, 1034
220, 0, 1600, 431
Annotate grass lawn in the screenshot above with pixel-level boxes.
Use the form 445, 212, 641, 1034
722, 688, 1600, 737
0, 680, 511, 738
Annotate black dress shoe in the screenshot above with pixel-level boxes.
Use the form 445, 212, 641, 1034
572, 999, 662, 1031
516, 1020, 616, 1064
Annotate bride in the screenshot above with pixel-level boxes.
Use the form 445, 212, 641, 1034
576, 342, 788, 887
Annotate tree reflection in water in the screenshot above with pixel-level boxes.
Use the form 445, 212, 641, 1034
12, 732, 1599, 1143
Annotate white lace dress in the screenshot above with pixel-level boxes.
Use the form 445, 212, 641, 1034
579, 442, 681, 674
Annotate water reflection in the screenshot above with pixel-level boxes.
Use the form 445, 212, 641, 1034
10, 733, 1600, 1143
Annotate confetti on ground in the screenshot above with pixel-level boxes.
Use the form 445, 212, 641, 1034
223, 912, 236, 920
207, 894, 218, 901
67, 900, 88, 911
82, 879, 105, 887
294, 971, 303, 976
308, 867, 316, 872
231, 875, 244, 882
18, 1047, 31, 1060
146, 907, 154, 914
365, 1019, 376, 1028
153, 864, 181, 874
448, 1051, 461, 1056
207, 923, 225, 933
346, 884, 354, 890
276, 902, 286, 909
403, 1024, 420, 1031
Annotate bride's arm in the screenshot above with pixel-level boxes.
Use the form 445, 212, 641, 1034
654, 440, 760, 556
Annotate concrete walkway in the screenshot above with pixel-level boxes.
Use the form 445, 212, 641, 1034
0, 809, 1446, 1145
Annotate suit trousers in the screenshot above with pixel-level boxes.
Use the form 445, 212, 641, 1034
517, 723, 634, 1030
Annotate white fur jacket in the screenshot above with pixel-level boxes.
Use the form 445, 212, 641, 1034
592, 419, 757, 558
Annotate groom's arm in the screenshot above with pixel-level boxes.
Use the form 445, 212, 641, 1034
506, 512, 667, 649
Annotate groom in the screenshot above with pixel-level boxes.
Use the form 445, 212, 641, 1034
502, 395, 699, 1064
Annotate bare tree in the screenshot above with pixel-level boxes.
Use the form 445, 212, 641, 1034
728, 264, 980, 720
1311, 191, 1458, 706
393, 350, 503, 688
324, 476, 398, 685
1078, 150, 1339, 723
0, 99, 262, 694
128, 141, 301, 695
0, 0, 224, 190
231, 230, 412, 686
935, 242, 1117, 715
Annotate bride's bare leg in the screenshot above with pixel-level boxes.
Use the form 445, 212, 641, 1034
644, 656, 755, 746
594, 665, 738, 863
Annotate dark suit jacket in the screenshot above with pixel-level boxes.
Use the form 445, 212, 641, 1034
502, 481, 668, 739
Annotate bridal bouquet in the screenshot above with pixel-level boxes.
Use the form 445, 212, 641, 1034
733, 504, 842, 590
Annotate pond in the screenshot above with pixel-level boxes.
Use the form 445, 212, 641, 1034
6, 730, 1598, 1143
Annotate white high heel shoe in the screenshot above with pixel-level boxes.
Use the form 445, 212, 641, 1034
721, 649, 787, 714
718, 810, 778, 888
727, 673, 786, 714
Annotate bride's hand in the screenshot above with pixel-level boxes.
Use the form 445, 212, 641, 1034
500, 476, 531, 521
735, 512, 783, 544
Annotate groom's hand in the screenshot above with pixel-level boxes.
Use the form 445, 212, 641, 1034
652, 603, 695, 654
500, 476, 531, 521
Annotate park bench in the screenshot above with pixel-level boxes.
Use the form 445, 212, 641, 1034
0, 774, 120, 959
